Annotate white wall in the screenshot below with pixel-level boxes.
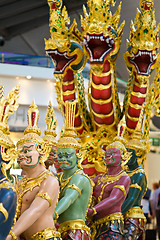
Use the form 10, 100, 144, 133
0, 63, 64, 139
146, 152, 160, 189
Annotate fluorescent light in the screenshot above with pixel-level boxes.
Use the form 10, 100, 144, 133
26, 75, 32, 80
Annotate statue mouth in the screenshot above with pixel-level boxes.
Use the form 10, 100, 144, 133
129, 50, 155, 75
83, 34, 115, 63
47, 50, 76, 74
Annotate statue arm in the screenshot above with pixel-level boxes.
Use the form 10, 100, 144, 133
92, 176, 130, 215
0, 188, 17, 224
121, 175, 144, 214
55, 175, 87, 216
8, 176, 59, 238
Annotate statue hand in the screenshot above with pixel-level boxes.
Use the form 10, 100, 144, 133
5, 235, 12, 240
87, 208, 93, 216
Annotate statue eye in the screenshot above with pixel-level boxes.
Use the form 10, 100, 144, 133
4, 148, 7, 153
24, 149, 29, 154
58, 153, 62, 158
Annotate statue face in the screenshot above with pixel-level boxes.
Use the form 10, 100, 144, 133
46, 146, 57, 167
17, 142, 40, 168
57, 148, 77, 170
104, 148, 121, 166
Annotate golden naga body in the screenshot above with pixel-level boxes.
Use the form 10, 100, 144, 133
45, 0, 160, 176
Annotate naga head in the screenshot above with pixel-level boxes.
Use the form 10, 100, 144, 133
45, 0, 86, 76
81, 0, 125, 65
124, 0, 159, 83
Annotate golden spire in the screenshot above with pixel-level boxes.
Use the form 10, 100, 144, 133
106, 115, 127, 154
43, 101, 57, 146
0, 85, 20, 176
58, 101, 81, 149
0, 85, 19, 148
17, 99, 43, 146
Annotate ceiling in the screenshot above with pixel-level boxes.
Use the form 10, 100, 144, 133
1, 0, 160, 82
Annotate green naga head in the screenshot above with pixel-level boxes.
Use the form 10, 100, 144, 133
81, 0, 125, 65
124, 0, 159, 83
45, 0, 86, 76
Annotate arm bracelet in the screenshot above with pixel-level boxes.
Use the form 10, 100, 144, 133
130, 183, 142, 191
66, 184, 81, 197
54, 210, 59, 220
92, 207, 97, 216
9, 231, 17, 240
0, 202, 8, 222
36, 192, 52, 207
113, 185, 126, 196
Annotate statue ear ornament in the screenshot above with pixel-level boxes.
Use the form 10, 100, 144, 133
16, 99, 51, 165
0, 85, 20, 177
121, 151, 132, 169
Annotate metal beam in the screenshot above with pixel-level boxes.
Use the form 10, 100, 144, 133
0, 0, 17, 7
0, 0, 47, 19
6, 15, 49, 40
0, 6, 49, 29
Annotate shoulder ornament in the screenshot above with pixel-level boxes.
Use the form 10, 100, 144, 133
113, 185, 126, 196
130, 183, 142, 191
0, 181, 15, 192
36, 192, 52, 207
66, 184, 81, 197
127, 167, 145, 178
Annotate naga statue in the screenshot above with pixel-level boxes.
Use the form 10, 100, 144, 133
45, 0, 160, 178
45, 0, 125, 177
123, 0, 159, 136
0, 85, 19, 240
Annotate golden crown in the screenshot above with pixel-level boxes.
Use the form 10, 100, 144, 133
43, 101, 57, 146
45, 0, 82, 51
58, 101, 81, 149
127, 0, 159, 52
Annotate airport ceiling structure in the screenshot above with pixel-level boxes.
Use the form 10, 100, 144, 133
1, 0, 160, 82
0, 0, 160, 133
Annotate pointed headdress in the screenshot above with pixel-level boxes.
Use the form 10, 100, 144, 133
57, 101, 81, 149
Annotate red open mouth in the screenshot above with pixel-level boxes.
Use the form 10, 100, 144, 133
46, 50, 76, 74
83, 34, 115, 63
129, 50, 155, 75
